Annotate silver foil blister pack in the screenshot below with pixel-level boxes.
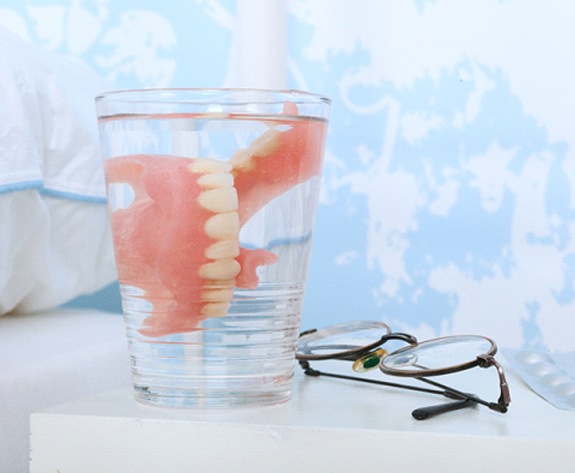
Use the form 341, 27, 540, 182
504, 348, 575, 410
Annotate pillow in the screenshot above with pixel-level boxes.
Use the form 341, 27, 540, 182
0, 27, 116, 314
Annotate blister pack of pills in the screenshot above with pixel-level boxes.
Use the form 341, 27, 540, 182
503, 348, 575, 410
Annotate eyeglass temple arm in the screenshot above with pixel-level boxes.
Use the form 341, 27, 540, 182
419, 355, 511, 413
477, 354, 511, 413
299, 360, 477, 420
299, 360, 449, 397
411, 398, 476, 420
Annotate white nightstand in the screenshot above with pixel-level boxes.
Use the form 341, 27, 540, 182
29, 355, 575, 472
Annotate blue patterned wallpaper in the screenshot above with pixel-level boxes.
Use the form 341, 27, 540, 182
2, 0, 574, 351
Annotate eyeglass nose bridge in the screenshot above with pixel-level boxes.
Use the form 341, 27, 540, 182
349, 333, 419, 372
381, 332, 419, 345
335, 332, 418, 361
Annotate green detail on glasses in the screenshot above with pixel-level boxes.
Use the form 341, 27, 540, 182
363, 356, 380, 369
352, 348, 387, 373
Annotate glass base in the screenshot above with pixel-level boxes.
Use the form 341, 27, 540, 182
123, 285, 303, 409
133, 378, 293, 409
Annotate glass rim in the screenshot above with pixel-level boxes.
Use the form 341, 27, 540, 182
95, 87, 332, 106
379, 334, 498, 377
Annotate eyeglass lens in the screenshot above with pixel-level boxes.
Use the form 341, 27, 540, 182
380, 335, 497, 376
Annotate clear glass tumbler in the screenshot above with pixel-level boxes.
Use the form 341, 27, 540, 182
95, 88, 330, 408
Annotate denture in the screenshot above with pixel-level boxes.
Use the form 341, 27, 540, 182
104, 107, 327, 337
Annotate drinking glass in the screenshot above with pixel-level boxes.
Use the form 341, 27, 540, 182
96, 88, 330, 408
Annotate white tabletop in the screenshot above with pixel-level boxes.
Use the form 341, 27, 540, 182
30, 357, 575, 473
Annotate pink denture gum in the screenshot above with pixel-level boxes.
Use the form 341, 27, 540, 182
105, 108, 326, 337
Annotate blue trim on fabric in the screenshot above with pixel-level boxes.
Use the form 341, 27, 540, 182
0, 181, 107, 204
39, 188, 107, 204
0, 180, 43, 194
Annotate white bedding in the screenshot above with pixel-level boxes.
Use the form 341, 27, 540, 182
0, 27, 116, 314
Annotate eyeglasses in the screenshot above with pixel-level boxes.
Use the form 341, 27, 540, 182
296, 320, 511, 420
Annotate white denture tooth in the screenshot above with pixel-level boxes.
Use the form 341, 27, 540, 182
197, 172, 234, 189
199, 258, 241, 280
250, 129, 281, 157
204, 212, 240, 240
201, 302, 230, 317
201, 287, 234, 302
189, 158, 232, 174
198, 187, 238, 213
205, 239, 240, 260
230, 149, 253, 169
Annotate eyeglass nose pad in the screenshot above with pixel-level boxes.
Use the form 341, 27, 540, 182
352, 348, 388, 373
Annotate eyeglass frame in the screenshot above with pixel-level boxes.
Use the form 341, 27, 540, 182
296, 320, 511, 420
